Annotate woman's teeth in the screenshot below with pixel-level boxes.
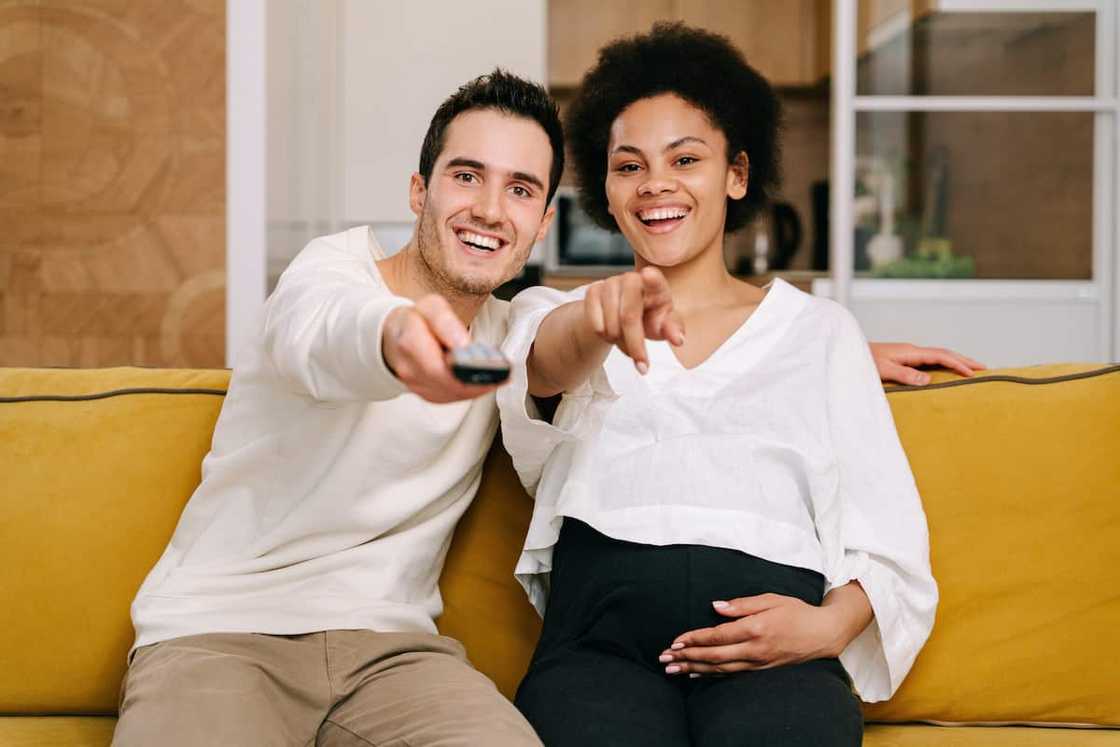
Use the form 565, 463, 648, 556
638, 207, 690, 225
457, 230, 501, 251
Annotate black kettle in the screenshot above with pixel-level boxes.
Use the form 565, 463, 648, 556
769, 201, 802, 271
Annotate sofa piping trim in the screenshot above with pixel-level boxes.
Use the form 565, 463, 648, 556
884, 363, 1120, 394
870, 719, 1120, 730
0, 387, 228, 404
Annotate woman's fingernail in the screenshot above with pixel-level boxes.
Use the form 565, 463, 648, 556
712, 600, 730, 610
658, 654, 673, 663
670, 642, 685, 650
665, 665, 681, 674
636, 360, 649, 375
915, 373, 930, 385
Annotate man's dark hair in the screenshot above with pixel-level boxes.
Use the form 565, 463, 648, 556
418, 69, 565, 204
566, 22, 782, 233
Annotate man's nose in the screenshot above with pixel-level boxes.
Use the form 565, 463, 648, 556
471, 183, 504, 225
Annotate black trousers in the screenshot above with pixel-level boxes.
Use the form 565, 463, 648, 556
515, 519, 863, 747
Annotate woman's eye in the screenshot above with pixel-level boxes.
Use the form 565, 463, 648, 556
676, 156, 698, 167
616, 163, 640, 174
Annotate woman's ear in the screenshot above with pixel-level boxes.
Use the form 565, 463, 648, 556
727, 151, 749, 201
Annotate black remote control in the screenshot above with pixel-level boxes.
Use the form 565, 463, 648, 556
448, 342, 511, 385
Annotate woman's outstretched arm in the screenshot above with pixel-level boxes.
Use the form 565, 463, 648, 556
528, 267, 684, 397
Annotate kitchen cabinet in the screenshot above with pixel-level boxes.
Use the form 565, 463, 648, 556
548, 0, 829, 88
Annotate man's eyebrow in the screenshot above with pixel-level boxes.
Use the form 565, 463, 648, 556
445, 157, 485, 171
511, 171, 545, 191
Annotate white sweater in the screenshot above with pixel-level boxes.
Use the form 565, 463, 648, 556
130, 226, 509, 655
497, 278, 937, 702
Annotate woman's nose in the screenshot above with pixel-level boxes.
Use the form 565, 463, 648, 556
638, 170, 677, 196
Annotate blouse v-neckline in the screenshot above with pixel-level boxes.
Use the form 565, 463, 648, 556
657, 278, 786, 374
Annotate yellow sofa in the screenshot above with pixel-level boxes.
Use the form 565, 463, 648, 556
1, 364, 1118, 746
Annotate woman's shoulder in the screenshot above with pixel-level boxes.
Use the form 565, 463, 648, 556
779, 280, 860, 335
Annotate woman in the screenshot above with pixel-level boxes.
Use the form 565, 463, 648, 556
496, 23, 944, 746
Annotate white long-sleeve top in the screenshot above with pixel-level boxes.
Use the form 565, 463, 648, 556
496, 278, 937, 702
130, 226, 509, 655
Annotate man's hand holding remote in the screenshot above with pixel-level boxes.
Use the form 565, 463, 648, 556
382, 294, 502, 403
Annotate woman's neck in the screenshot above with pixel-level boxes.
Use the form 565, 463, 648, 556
635, 234, 749, 315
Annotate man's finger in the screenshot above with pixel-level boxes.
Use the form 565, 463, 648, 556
879, 360, 930, 387
415, 295, 470, 349
621, 273, 648, 372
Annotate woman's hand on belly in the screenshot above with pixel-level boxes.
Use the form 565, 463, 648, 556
657, 592, 852, 676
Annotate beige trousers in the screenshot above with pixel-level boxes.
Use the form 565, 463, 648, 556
111, 630, 542, 747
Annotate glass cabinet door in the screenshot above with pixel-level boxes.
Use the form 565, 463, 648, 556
824, 0, 1118, 366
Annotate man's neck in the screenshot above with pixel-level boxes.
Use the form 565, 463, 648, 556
377, 241, 489, 327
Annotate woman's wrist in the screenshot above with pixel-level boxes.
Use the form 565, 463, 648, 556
818, 581, 874, 658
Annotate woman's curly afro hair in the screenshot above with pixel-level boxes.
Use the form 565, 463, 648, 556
566, 22, 782, 234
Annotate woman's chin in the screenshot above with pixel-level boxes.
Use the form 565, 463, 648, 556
632, 241, 697, 269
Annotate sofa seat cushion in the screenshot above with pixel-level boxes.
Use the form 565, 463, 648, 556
0, 716, 116, 746
864, 723, 1120, 746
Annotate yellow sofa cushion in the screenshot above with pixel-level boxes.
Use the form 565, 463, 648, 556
862, 723, 1120, 746
864, 363, 1120, 726
0, 717, 116, 747
0, 368, 231, 714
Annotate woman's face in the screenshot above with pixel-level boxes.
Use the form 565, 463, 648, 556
605, 93, 747, 269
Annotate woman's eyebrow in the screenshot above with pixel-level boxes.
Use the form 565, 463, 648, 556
665, 136, 707, 151
610, 144, 644, 157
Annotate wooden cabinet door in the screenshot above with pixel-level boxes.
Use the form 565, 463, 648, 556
548, 0, 676, 88
677, 0, 823, 86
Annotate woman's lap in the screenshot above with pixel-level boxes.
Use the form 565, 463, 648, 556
517, 646, 861, 747
516, 519, 862, 746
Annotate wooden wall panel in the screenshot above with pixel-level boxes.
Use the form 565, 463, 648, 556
0, 0, 225, 367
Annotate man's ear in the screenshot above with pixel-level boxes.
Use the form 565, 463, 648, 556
727, 152, 749, 201
408, 173, 427, 217
534, 204, 557, 244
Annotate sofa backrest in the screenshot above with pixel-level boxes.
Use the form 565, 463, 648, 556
1, 363, 1118, 726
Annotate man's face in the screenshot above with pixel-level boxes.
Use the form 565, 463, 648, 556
410, 109, 555, 296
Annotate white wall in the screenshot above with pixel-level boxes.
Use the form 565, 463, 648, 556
342, 0, 547, 224
264, 0, 547, 289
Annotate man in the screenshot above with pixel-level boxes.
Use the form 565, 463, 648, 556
113, 70, 980, 746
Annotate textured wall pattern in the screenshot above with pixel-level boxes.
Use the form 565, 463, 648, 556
0, 0, 225, 367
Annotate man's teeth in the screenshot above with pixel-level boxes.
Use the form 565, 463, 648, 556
457, 230, 501, 250
639, 207, 690, 221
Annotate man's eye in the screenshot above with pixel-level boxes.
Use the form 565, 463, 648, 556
455, 173, 477, 184
510, 185, 530, 198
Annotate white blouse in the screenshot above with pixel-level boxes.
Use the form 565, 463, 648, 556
496, 277, 937, 702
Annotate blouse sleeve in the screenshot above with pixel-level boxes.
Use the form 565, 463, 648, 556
823, 305, 939, 702
496, 284, 613, 495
